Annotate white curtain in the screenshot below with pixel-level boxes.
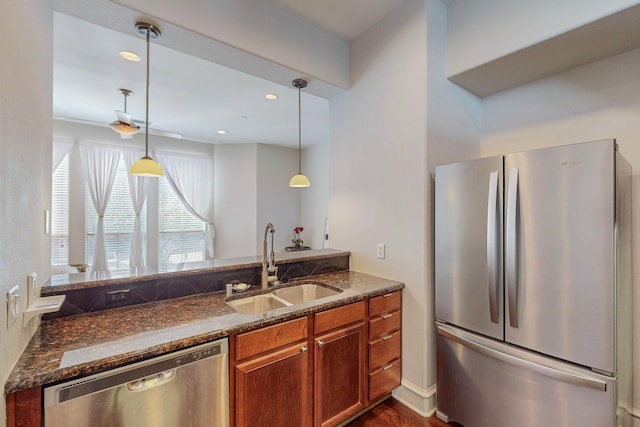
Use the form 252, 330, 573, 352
122, 148, 148, 269
79, 142, 121, 272
155, 151, 216, 258
52, 137, 75, 172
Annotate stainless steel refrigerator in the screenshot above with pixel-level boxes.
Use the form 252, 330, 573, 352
434, 139, 632, 427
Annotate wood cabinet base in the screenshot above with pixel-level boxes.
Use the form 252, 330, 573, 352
6, 387, 41, 427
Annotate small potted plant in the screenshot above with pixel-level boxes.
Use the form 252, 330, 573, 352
292, 226, 304, 249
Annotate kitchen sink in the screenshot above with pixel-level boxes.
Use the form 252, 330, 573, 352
273, 283, 342, 305
226, 294, 289, 315
226, 282, 343, 315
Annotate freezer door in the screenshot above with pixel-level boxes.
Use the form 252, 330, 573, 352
435, 156, 504, 340
436, 323, 621, 427
504, 140, 615, 373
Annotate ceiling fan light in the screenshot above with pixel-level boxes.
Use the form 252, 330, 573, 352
130, 156, 164, 177
110, 122, 140, 136
289, 173, 311, 188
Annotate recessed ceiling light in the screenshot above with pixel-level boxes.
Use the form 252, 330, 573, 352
120, 51, 140, 62
265, 93, 278, 100
217, 130, 227, 135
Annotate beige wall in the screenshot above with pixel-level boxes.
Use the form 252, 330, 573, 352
482, 47, 640, 423
0, 0, 53, 423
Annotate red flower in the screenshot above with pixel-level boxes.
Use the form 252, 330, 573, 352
294, 226, 304, 234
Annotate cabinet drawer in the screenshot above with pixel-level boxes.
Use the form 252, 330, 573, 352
369, 291, 401, 317
368, 310, 401, 339
315, 301, 366, 334
369, 358, 401, 401
368, 330, 401, 369
236, 317, 308, 360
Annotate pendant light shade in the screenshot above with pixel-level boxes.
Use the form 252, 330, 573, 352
289, 78, 310, 188
289, 173, 311, 187
130, 22, 163, 177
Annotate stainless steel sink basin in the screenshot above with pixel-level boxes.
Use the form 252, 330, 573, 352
273, 283, 342, 305
226, 294, 288, 315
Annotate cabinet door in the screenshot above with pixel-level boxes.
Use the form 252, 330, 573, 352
314, 322, 366, 427
235, 342, 310, 427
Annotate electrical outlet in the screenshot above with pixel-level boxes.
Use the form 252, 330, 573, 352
105, 289, 132, 305
376, 243, 386, 259
7, 285, 19, 328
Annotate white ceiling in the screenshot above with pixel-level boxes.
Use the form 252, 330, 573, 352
53, 1, 406, 147
266, 0, 408, 41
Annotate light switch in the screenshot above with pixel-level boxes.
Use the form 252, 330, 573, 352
376, 243, 386, 259
7, 285, 19, 328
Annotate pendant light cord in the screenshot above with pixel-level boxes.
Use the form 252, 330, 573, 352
298, 85, 302, 173
145, 29, 150, 158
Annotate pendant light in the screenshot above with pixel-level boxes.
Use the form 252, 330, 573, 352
289, 78, 311, 188
130, 22, 163, 177
110, 89, 140, 137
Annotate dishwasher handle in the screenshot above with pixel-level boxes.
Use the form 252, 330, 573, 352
127, 369, 176, 392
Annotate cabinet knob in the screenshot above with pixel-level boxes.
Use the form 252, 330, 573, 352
301, 345, 308, 353
317, 340, 325, 348
382, 314, 393, 319
382, 334, 393, 341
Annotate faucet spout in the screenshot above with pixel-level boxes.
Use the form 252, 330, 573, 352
262, 223, 277, 289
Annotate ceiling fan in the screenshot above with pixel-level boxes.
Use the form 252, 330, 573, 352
54, 88, 183, 140
110, 88, 139, 138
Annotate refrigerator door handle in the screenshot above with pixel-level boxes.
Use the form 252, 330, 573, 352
506, 168, 519, 328
486, 171, 499, 323
436, 323, 607, 392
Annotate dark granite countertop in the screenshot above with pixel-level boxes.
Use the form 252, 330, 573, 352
5, 270, 403, 394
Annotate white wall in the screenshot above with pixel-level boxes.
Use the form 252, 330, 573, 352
329, 0, 478, 415
301, 142, 330, 249
446, 0, 639, 76
481, 47, 640, 424
214, 144, 258, 259
0, 0, 52, 423
256, 144, 301, 253
214, 143, 314, 258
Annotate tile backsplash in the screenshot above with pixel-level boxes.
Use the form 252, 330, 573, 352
43, 254, 349, 320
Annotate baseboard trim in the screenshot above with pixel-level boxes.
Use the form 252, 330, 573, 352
628, 405, 640, 424
391, 380, 437, 417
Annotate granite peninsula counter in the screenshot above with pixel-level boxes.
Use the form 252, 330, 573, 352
5, 270, 404, 394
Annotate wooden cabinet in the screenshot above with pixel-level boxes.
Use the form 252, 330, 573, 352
231, 295, 402, 427
6, 387, 41, 427
367, 291, 402, 402
314, 301, 366, 427
232, 317, 311, 427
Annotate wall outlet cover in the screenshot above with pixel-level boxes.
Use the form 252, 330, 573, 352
7, 285, 19, 328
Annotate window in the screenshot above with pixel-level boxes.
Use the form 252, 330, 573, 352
158, 178, 205, 271
85, 155, 146, 271
51, 155, 69, 265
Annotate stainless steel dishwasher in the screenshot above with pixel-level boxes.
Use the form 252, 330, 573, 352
44, 338, 229, 427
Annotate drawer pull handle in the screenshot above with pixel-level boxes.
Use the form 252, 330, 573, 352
301, 345, 308, 353
383, 293, 393, 298
381, 314, 393, 319
318, 340, 325, 348
382, 334, 393, 341
383, 363, 393, 371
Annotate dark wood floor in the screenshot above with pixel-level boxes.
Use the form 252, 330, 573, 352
346, 398, 462, 427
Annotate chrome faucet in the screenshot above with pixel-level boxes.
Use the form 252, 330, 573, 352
262, 223, 278, 289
